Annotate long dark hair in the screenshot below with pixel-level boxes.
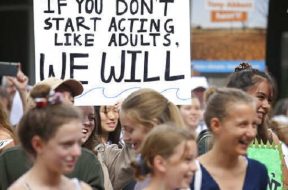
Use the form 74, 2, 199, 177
81, 106, 99, 151
227, 62, 276, 144
95, 106, 122, 145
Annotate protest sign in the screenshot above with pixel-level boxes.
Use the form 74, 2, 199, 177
34, 0, 191, 105
248, 141, 283, 190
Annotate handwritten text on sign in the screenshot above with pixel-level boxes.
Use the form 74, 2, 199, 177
34, 0, 191, 105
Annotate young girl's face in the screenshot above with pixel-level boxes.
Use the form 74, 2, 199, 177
164, 140, 197, 189
120, 114, 150, 152
217, 103, 257, 155
38, 120, 82, 174
246, 80, 273, 125
79, 106, 95, 144
100, 106, 119, 133
179, 97, 202, 130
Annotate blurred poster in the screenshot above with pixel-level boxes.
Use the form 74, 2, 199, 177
191, 0, 268, 73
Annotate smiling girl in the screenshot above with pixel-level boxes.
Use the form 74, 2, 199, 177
133, 123, 197, 190
227, 62, 278, 144
101, 88, 186, 190
120, 88, 186, 152
191, 87, 268, 190
95, 105, 121, 145
8, 85, 91, 190
178, 95, 202, 134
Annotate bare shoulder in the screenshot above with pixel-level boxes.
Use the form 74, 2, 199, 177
80, 181, 92, 190
8, 173, 31, 190
8, 180, 27, 190
268, 129, 280, 144
272, 131, 280, 144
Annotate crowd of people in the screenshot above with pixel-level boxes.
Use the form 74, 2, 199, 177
0, 62, 288, 190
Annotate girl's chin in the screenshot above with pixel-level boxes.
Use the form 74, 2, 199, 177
255, 118, 263, 125
63, 167, 75, 174
81, 137, 88, 144
104, 127, 117, 132
256, 113, 267, 124
132, 144, 141, 153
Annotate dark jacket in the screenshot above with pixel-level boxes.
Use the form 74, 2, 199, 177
0, 146, 104, 190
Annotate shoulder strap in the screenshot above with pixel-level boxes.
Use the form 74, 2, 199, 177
194, 160, 202, 190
